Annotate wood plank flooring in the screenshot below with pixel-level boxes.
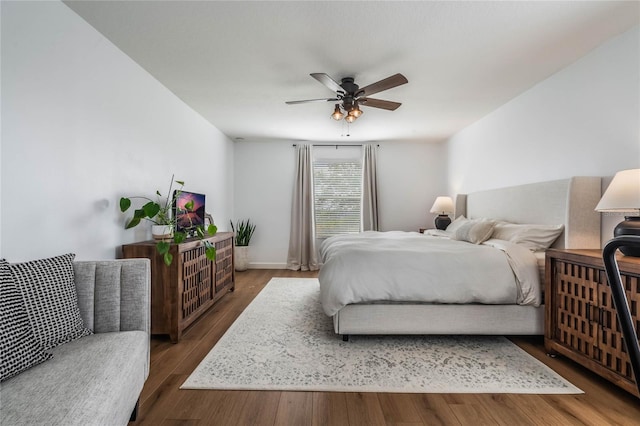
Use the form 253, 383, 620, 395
131, 269, 640, 426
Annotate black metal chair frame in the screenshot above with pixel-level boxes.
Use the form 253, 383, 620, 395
602, 235, 640, 394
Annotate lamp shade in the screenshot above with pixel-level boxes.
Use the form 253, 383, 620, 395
596, 168, 640, 257
595, 169, 640, 212
430, 196, 454, 214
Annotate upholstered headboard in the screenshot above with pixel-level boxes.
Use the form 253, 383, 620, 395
454, 177, 601, 249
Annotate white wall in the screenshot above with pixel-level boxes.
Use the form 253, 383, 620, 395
234, 140, 447, 268
378, 141, 448, 233
233, 140, 294, 267
1, 1, 234, 261
447, 26, 640, 243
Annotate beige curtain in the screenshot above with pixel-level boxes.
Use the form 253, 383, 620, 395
362, 144, 379, 231
287, 144, 319, 271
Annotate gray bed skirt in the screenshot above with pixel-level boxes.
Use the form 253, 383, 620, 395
333, 303, 545, 336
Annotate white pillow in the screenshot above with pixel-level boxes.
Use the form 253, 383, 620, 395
451, 219, 496, 244
492, 222, 564, 251
445, 215, 468, 234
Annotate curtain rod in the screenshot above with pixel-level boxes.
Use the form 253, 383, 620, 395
292, 144, 379, 147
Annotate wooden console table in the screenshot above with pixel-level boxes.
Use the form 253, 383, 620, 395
545, 249, 640, 397
122, 232, 234, 343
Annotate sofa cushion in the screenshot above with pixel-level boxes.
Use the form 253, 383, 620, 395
0, 260, 52, 382
9, 253, 91, 350
0, 331, 147, 426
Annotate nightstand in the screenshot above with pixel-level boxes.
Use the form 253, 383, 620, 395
544, 248, 640, 398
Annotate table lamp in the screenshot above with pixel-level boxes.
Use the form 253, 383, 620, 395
430, 196, 454, 230
595, 168, 640, 256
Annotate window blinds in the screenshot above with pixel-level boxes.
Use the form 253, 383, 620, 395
313, 159, 362, 238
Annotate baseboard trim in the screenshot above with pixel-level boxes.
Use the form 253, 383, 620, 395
247, 262, 288, 270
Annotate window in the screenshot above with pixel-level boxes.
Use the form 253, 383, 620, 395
313, 158, 362, 238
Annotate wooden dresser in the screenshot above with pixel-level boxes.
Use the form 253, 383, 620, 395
122, 232, 234, 343
545, 249, 640, 397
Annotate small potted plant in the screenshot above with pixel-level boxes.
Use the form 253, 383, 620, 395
230, 219, 255, 271
120, 176, 217, 266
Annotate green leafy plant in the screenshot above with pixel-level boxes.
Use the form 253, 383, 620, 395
230, 219, 256, 246
120, 176, 217, 266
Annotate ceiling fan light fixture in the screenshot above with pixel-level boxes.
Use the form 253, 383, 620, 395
288, 72, 407, 124
331, 104, 344, 121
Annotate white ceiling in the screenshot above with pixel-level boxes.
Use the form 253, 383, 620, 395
64, 1, 639, 143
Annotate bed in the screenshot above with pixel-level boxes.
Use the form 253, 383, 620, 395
318, 177, 602, 339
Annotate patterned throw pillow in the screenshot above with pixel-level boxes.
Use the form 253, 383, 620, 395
0, 260, 52, 382
9, 254, 92, 350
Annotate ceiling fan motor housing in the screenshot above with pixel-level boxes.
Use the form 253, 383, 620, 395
340, 77, 360, 96
342, 96, 356, 111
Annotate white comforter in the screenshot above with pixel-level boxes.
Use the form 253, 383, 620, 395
318, 231, 541, 316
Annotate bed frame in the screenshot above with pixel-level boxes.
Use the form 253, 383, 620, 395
333, 176, 602, 338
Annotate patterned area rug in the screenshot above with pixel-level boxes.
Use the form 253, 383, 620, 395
182, 278, 581, 393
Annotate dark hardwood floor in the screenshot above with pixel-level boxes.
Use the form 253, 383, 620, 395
131, 269, 640, 425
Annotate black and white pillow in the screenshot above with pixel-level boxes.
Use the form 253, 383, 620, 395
10, 253, 92, 350
0, 260, 52, 382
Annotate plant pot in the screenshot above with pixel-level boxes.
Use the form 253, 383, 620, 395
234, 246, 250, 271
151, 225, 173, 241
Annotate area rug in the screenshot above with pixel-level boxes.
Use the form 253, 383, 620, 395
182, 278, 581, 394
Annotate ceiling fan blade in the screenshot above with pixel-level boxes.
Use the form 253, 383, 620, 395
359, 98, 402, 111
358, 73, 408, 97
286, 98, 338, 105
310, 73, 343, 93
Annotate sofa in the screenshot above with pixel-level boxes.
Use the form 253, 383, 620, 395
1, 258, 150, 426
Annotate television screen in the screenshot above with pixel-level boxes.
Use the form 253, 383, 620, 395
173, 190, 206, 234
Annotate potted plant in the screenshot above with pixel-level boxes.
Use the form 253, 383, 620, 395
230, 219, 255, 271
120, 176, 217, 266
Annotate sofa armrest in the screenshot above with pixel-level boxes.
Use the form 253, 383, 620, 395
73, 259, 150, 335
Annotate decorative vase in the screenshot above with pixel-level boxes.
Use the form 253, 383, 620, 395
234, 246, 250, 271
151, 225, 173, 241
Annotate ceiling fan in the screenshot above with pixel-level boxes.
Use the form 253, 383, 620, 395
286, 73, 408, 123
